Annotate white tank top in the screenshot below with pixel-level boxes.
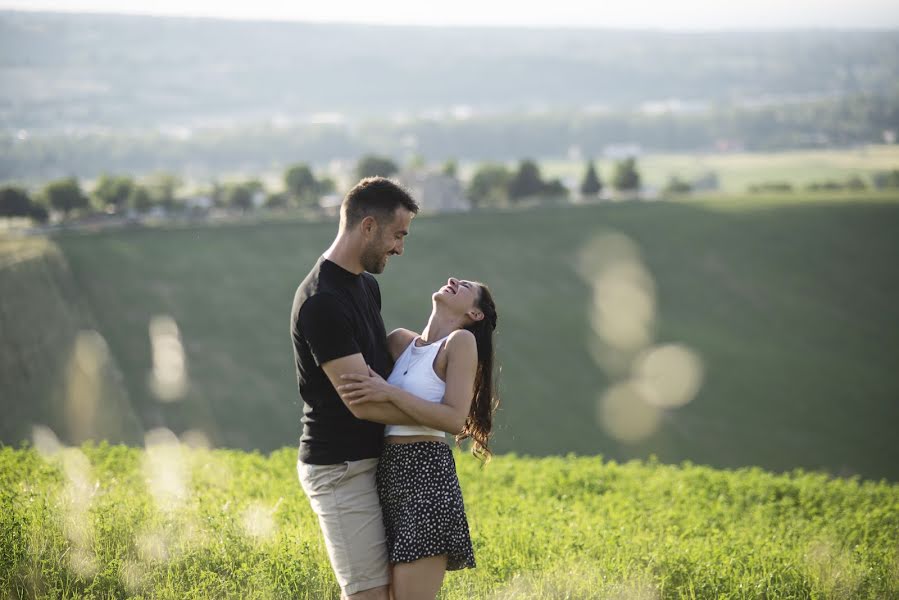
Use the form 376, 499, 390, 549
384, 335, 448, 438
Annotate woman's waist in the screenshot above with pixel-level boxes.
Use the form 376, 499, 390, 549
385, 434, 447, 445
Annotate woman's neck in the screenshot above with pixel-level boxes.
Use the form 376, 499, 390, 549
420, 310, 462, 344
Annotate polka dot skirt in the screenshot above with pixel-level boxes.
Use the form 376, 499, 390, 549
376, 441, 476, 571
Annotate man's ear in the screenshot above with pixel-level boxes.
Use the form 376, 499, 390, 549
360, 215, 378, 237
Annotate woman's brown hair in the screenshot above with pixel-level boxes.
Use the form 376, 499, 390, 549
457, 283, 499, 463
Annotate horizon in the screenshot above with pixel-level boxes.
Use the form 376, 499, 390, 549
2, 1, 899, 30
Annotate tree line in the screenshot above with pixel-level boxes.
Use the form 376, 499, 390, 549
0, 154, 646, 224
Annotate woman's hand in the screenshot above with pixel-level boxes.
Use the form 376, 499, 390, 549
338, 366, 394, 405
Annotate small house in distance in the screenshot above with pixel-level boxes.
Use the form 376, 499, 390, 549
398, 170, 470, 214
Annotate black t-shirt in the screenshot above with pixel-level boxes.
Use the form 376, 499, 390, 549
290, 256, 391, 464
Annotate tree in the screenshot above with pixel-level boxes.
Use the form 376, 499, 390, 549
543, 178, 569, 199
846, 175, 867, 191
224, 183, 254, 212
442, 159, 458, 178
92, 174, 134, 213
355, 155, 398, 180
579, 160, 602, 196
508, 159, 545, 200
146, 172, 182, 211
0, 186, 33, 218
284, 163, 319, 207
468, 163, 511, 209
611, 158, 641, 192
264, 192, 289, 209
28, 203, 49, 224
42, 177, 88, 218
316, 176, 336, 196
128, 185, 153, 214
663, 175, 692, 195
872, 170, 899, 189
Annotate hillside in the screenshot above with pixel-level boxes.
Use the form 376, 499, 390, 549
2, 196, 898, 480
2, 444, 897, 598
0, 237, 140, 446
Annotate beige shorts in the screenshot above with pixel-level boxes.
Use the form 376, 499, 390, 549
297, 457, 389, 596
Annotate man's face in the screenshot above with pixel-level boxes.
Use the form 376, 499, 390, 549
360, 207, 413, 274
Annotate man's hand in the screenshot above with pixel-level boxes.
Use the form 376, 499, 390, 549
338, 366, 394, 405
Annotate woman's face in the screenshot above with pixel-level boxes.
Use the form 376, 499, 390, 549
434, 277, 481, 316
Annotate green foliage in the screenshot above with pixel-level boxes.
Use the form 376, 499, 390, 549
441, 159, 458, 178
0, 445, 897, 599
127, 185, 153, 214
284, 164, 320, 208
467, 163, 511, 208
612, 157, 641, 191
28, 203, 49, 224
263, 191, 290, 209
872, 169, 899, 189
806, 175, 870, 192
507, 159, 568, 201
0, 186, 34, 218
42, 177, 88, 217
579, 160, 602, 196
355, 155, 399, 180
144, 173, 183, 211
92, 174, 134, 213
749, 181, 794, 193
508, 159, 544, 200
225, 184, 253, 212
663, 175, 692, 195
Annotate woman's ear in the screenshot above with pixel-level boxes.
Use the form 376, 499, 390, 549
467, 309, 485, 323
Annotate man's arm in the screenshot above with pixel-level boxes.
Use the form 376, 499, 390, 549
338, 330, 478, 435
321, 353, 418, 425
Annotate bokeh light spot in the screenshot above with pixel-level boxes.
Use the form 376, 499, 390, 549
632, 343, 704, 408
147, 315, 188, 402
597, 382, 662, 443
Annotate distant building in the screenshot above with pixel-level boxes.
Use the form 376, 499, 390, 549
398, 170, 470, 214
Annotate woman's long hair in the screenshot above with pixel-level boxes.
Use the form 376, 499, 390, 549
457, 283, 499, 463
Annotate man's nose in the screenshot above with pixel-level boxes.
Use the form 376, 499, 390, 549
394, 239, 404, 256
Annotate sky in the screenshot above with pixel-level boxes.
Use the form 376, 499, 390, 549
1, 0, 898, 29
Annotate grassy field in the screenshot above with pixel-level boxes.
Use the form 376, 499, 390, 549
2, 443, 897, 599
2, 194, 899, 480
538, 145, 899, 192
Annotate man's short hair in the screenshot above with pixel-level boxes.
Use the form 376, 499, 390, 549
342, 177, 419, 228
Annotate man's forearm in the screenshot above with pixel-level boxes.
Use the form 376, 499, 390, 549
354, 401, 419, 426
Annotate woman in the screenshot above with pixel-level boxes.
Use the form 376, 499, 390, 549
338, 276, 499, 600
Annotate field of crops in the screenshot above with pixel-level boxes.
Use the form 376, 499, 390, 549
2, 194, 899, 480
2, 443, 897, 599
538, 145, 899, 193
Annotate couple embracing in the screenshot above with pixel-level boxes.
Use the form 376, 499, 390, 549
290, 177, 500, 599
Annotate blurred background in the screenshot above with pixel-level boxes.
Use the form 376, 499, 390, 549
1, 1, 897, 480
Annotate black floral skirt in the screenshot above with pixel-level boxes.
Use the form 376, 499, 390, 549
376, 441, 475, 571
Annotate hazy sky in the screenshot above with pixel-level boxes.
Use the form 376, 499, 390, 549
1, 0, 898, 29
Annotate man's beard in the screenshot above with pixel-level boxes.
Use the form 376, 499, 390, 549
360, 243, 388, 274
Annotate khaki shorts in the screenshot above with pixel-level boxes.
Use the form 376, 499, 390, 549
297, 457, 389, 596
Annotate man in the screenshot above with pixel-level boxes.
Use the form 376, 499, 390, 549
290, 177, 420, 599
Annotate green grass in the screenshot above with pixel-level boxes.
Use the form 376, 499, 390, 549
2, 444, 898, 599
538, 145, 899, 192
2, 193, 899, 480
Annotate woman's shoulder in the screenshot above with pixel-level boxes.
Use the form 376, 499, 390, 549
387, 328, 419, 357
445, 328, 476, 353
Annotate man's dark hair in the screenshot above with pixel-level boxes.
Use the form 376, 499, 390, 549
342, 177, 419, 228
